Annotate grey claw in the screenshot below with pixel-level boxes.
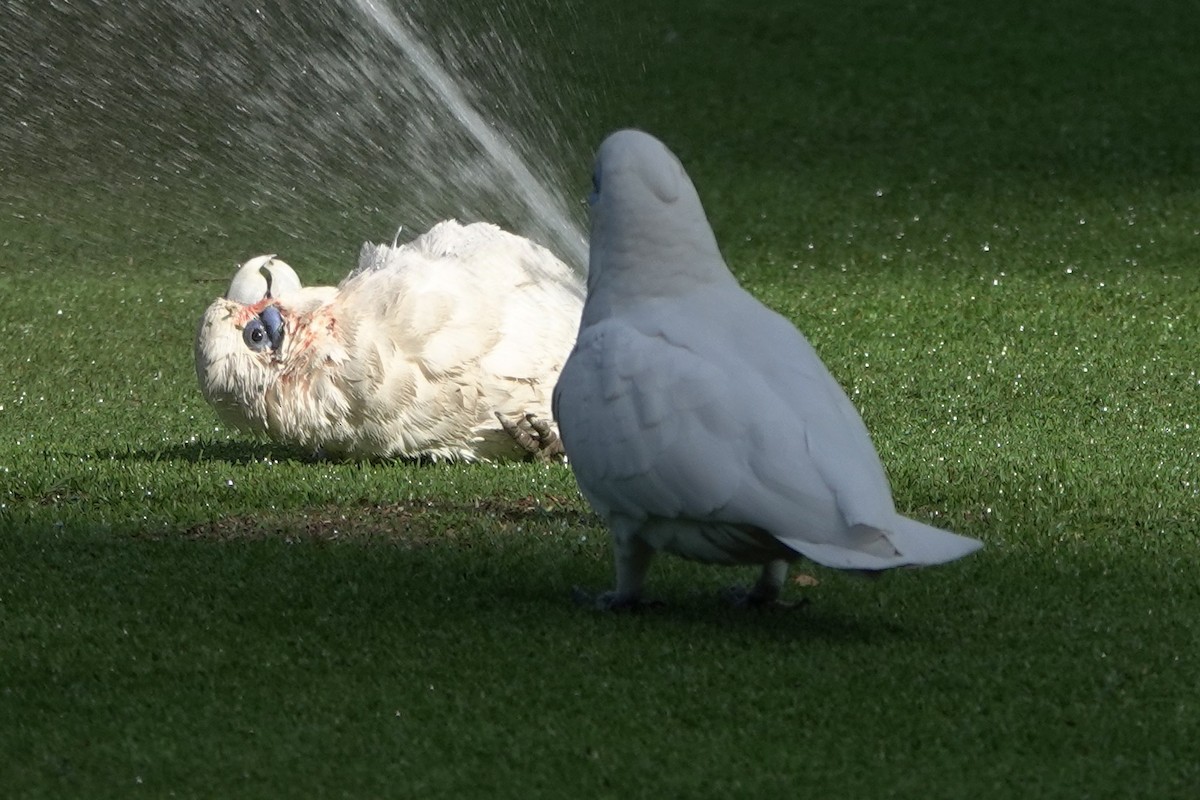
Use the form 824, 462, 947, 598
718, 585, 809, 610
572, 586, 663, 612
497, 412, 566, 461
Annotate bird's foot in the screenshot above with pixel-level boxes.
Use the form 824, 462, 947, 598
718, 585, 810, 610
497, 412, 565, 462
572, 586, 663, 612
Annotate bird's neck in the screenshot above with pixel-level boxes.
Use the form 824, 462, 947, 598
581, 257, 738, 330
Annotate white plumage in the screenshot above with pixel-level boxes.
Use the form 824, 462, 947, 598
553, 130, 982, 607
195, 220, 582, 461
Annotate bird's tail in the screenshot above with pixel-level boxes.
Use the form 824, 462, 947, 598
783, 516, 982, 572
883, 514, 983, 567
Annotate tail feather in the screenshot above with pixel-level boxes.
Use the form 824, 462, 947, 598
780, 515, 982, 572
885, 515, 983, 566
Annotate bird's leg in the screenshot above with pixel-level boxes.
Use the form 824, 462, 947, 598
575, 529, 658, 611
721, 559, 805, 609
496, 412, 565, 462
750, 558, 790, 603
609, 533, 655, 606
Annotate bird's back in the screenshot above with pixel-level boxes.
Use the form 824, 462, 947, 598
309, 221, 583, 459
558, 279, 909, 561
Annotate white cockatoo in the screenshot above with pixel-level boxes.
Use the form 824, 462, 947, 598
195, 220, 583, 461
553, 130, 982, 608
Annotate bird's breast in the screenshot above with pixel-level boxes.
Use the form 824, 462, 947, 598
637, 517, 796, 565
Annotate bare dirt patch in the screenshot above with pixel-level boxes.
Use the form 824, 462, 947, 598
182, 494, 593, 545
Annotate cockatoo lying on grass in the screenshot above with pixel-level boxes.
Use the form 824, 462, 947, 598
553, 130, 983, 609
195, 220, 582, 461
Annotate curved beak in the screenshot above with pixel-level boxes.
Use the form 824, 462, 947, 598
226, 255, 303, 303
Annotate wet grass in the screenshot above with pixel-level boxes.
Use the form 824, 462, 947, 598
2, 0, 1200, 797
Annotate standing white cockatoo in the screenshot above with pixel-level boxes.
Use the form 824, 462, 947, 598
553, 130, 982, 609
195, 220, 582, 461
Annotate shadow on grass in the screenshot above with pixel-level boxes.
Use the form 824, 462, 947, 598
16, 509, 1195, 658
552, 583, 909, 646
93, 492, 903, 645
91, 439, 554, 468
92, 439, 323, 465
169, 495, 596, 546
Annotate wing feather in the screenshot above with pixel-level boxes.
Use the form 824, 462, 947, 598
559, 283, 903, 555
555, 319, 743, 521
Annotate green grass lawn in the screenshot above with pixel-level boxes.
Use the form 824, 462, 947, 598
2, 0, 1199, 797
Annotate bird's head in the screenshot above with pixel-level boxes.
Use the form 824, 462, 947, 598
586, 129, 727, 297
193, 255, 305, 435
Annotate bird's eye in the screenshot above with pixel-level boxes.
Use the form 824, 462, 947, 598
588, 167, 601, 206
243, 318, 270, 351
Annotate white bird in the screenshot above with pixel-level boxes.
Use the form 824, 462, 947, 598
553, 130, 982, 608
195, 220, 582, 461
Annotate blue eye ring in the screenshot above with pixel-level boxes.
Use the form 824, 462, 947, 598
587, 167, 601, 206
243, 318, 270, 351
243, 306, 285, 352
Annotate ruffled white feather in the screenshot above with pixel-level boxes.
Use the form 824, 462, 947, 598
195, 220, 582, 461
